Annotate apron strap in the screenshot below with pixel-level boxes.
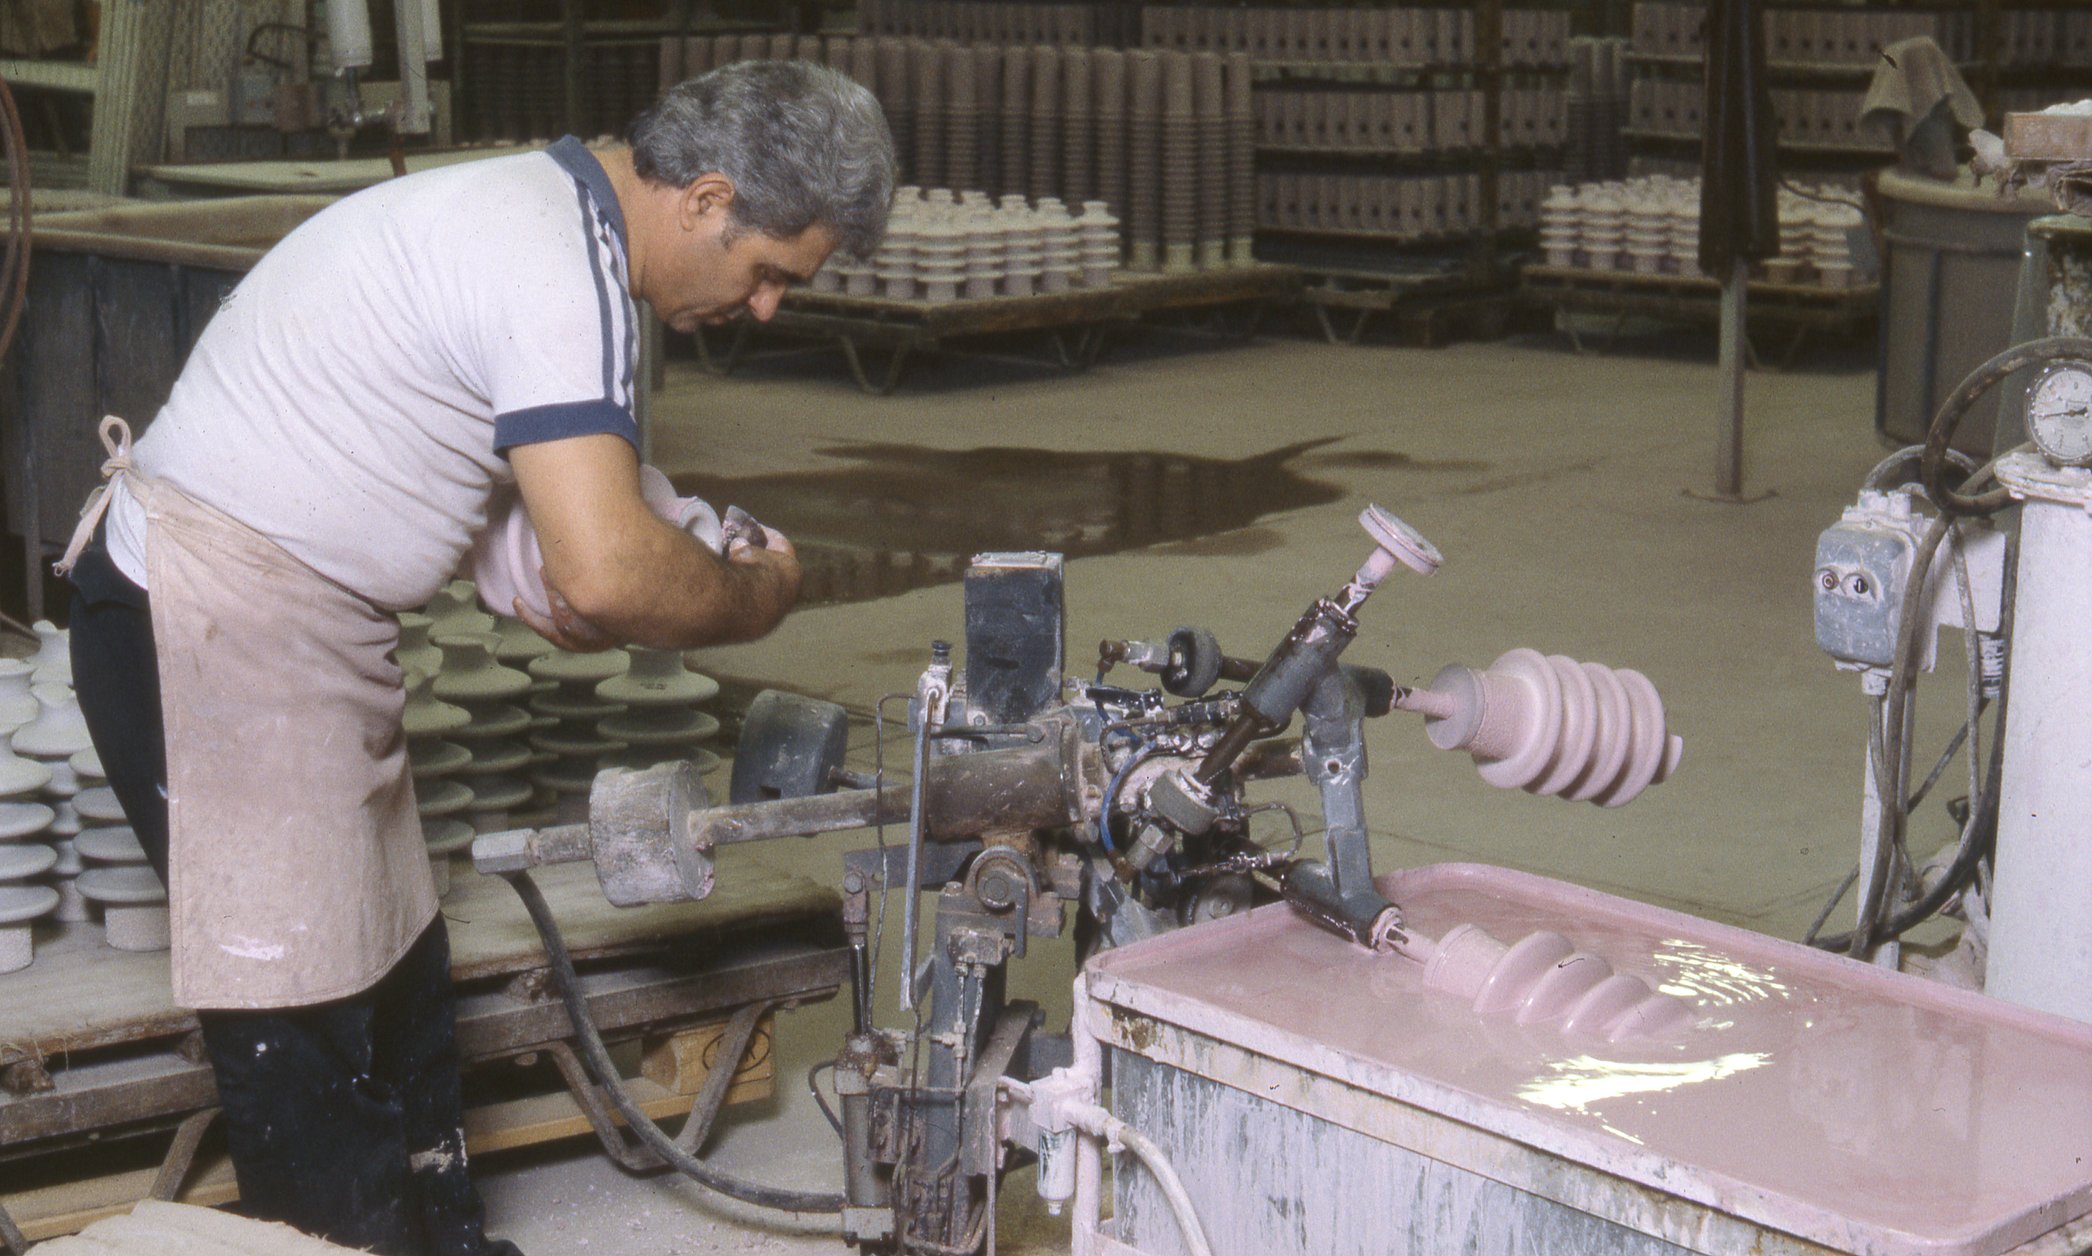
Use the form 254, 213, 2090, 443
53, 415, 136, 578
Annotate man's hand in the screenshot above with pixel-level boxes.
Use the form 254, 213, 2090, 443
723, 523, 802, 637
509, 433, 806, 649
513, 569, 620, 653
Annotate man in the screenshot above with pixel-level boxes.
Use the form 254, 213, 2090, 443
60, 60, 893, 1254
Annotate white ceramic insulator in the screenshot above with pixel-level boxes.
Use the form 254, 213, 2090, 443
1416, 648, 1683, 808
1416, 923, 1693, 1043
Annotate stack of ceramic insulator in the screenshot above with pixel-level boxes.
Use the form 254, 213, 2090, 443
402, 670, 476, 898
819, 189, 1120, 301
1396, 647, 1683, 808
1540, 176, 1863, 288
431, 632, 536, 835
529, 648, 631, 824
1405, 923, 1694, 1042
856, 0, 1123, 46
659, 36, 1253, 275
0, 687, 57, 972
1259, 171, 1485, 239
596, 650, 723, 784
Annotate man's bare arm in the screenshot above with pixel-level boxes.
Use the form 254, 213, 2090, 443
508, 434, 800, 649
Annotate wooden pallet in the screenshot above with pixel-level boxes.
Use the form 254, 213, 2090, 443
695, 264, 1305, 393
1520, 263, 1877, 364
1300, 264, 1523, 347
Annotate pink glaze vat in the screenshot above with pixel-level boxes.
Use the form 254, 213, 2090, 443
1085, 863, 2092, 1255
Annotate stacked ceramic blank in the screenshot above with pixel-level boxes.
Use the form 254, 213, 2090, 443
856, 0, 1129, 46
658, 35, 1255, 272
598, 650, 723, 780
430, 632, 537, 836
819, 189, 1121, 301
1260, 171, 1489, 240
1538, 176, 1866, 288
1565, 37, 1630, 184
1632, 3, 1969, 63
0, 658, 57, 974
1769, 190, 1864, 289
529, 647, 632, 824
19, 626, 171, 953
402, 669, 477, 898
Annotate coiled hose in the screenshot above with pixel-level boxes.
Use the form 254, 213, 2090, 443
500, 870, 846, 1217
1921, 336, 2092, 517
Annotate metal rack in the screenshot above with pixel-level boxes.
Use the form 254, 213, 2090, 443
695, 264, 1303, 394
1133, 1, 1575, 343
1624, 0, 2092, 187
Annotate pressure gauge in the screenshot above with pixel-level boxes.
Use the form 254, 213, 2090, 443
2027, 360, 2092, 468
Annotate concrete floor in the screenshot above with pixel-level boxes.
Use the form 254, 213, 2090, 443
475, 319, 1966, 1253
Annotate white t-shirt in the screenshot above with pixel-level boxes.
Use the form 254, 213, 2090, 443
107, 138, 640, 610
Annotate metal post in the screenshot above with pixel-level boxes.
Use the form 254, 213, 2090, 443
1716, 256, 1747, 499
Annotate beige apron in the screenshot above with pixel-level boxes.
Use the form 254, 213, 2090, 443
59, 418, 438, 1010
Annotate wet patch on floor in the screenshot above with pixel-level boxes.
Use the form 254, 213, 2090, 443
670, 441, 1350, 605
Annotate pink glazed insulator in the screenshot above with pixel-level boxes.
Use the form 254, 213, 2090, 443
468, 466, 723, 622
1413, 922, 1693, 1043
1401, 648, 1683, 807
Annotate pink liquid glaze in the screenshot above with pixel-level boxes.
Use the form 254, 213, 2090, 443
1086, 863, 2092, 1255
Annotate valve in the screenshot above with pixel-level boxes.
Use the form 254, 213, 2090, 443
1394, 648, 1683, 807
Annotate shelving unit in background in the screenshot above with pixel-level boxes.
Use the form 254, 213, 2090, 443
1134, 1, 1575, 344
1624, 0, 2092, 189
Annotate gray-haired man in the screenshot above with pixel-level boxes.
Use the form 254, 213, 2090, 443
61, 60, 893, 1255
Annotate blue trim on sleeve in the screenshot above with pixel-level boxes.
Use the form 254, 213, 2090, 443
494, 399, 639, 455
544, 136, 629, 255
572, 181, 620, 402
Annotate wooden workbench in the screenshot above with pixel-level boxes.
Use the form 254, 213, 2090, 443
2, 849, 847, 1244
0, 849, 837, 1073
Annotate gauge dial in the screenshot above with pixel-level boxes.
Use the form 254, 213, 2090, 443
2028, 361, 2092, 467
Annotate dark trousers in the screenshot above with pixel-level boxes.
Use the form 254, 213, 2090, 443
68, 543, 518, 1256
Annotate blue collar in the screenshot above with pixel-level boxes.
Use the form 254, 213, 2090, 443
545, 136, 628, 254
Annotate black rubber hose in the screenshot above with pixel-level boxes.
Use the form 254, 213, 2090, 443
500, 870, 847, 1215
1921, 336, 2092, 517
1812, 533, 2016, 954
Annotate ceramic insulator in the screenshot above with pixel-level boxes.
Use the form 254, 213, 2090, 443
1415, 923, 1693, 1042
1408, 647, 1683, 808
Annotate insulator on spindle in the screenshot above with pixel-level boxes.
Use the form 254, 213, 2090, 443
1396, 648, 1683, 807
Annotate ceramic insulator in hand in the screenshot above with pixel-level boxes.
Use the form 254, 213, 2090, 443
1399, 648, 1683, 807
467, 466, 725, 624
